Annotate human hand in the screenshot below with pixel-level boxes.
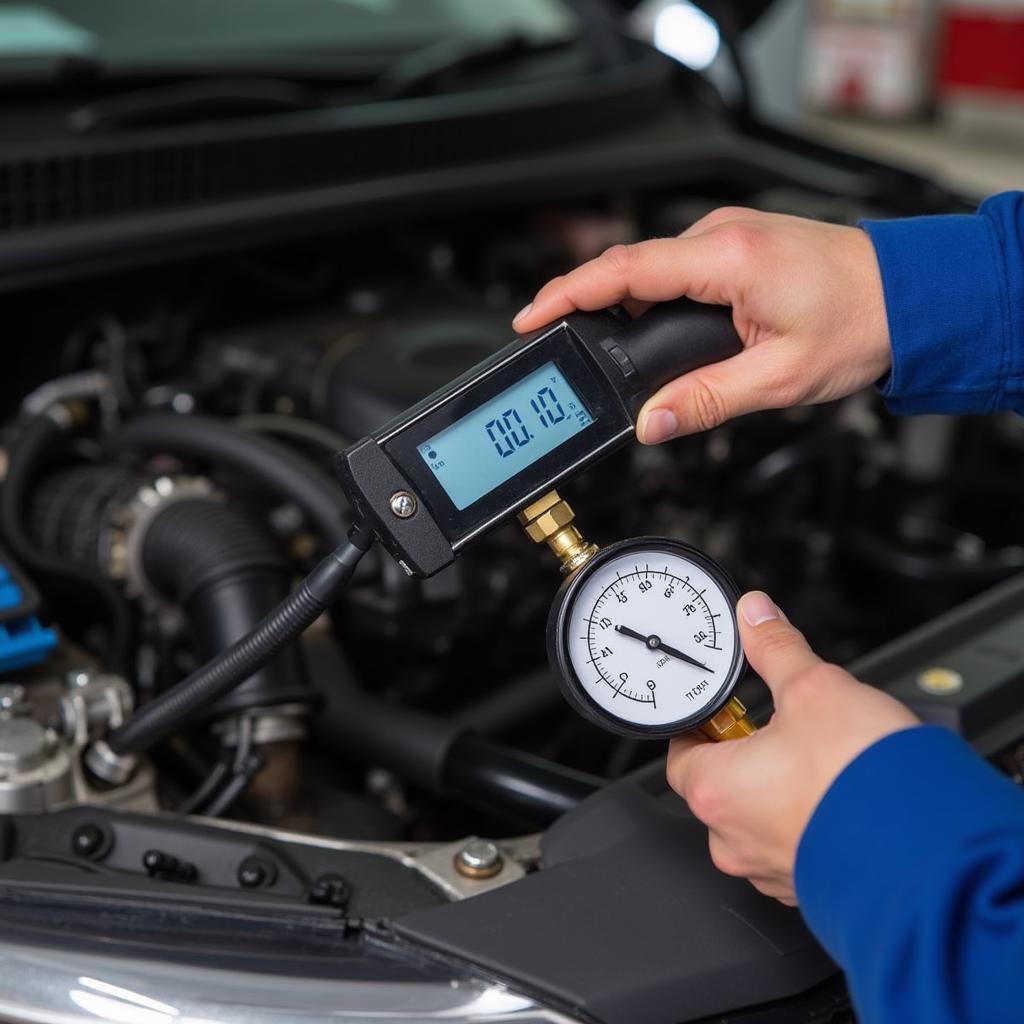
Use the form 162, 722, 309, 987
513, 208, 891, 444
666, 591, 919, 905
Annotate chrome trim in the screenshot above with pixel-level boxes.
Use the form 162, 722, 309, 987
0, 940, 583, 1024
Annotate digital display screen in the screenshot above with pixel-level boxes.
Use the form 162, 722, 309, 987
417, 361, 595, 510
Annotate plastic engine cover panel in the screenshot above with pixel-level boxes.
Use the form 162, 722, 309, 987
393, 760, 837, 1024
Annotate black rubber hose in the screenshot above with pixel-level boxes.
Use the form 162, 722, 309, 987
444, 733, 601, 824
0, 411, 134, 673
314, 663, 602, 825
141, 499, 311, 716
454, 667, 562, 736
106, 524, 373, 755
108, 414, 346, 546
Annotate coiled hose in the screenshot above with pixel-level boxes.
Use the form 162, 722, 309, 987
141, 498, 312, 716
106, 522, 374, 756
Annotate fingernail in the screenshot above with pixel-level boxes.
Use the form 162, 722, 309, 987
739, 591, 780, 627
639, 408, 678, 444
513, 302, 533, 325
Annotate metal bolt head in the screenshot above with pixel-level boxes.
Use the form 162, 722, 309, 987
71, 823, 108, 860
388, 491, 417, 519
237, 857, 276, 889
0, 717, 48, 772
0, 684, 26, 712
455, 839, 504, 879
65, 669, 92, 689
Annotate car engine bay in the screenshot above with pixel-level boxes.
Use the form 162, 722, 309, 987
3, 130, 1024, 1024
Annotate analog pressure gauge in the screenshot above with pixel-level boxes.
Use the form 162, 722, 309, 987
548, 537, 747, 739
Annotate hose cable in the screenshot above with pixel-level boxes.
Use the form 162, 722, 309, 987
106, 522, 374, 756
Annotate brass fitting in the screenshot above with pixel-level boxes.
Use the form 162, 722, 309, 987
517, 490, 598, 575
699, 696, 756, 742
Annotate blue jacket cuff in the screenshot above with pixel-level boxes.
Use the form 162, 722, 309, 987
794, 725, 1024, 964
861, 210, 1012, 415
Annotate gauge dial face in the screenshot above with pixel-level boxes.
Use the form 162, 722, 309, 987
555, 540, 743, 737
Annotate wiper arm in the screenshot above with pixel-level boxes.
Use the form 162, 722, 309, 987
0, 51, 387, 89
69, 77, 320, 134
372, 33, 569, 101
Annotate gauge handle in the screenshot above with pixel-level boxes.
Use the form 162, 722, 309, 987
598, 297, 743, 417
699, 696, 757, 742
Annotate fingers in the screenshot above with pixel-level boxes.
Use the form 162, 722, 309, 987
512, 235, 740, 333
636, 343, 789, 441
735, 592, 822, 702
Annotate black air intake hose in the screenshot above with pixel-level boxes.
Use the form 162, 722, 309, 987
109, 415, 346, 547
140, 499, 311, 718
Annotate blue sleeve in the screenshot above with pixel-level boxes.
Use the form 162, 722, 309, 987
861, 191, 1024, 415
795, 725, 1024, 1024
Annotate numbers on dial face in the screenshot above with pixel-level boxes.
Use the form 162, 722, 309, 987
565, 549, 738, 729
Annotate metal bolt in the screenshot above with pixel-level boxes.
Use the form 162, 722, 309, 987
143, 849, 170, 876
71, 823, 107, 859
237, 857, 277, 889
0, 684, 26, 712
65, 669, 92, 689
388, 491, 417, 519
454, 839, 504, 879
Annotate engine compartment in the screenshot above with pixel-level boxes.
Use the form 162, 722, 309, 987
3, 162, 1024, 1022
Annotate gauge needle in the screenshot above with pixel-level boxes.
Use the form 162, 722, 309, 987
615, 624, 714, 673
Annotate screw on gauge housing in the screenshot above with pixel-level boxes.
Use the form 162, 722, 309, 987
388, 490, 417, 518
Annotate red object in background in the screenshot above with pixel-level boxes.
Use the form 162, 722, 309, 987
938, 9, 1024, 99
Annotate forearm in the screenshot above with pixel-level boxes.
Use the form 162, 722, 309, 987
795, 726, 1024, 1023
863, 191, 1024, 416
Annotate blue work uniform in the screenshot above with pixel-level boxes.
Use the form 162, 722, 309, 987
795, 191, 1024, 1023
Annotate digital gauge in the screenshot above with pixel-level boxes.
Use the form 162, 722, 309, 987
336, 297, 742, 579
548, 538, 747, 739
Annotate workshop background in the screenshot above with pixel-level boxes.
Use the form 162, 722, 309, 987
676, 0, 1024, 193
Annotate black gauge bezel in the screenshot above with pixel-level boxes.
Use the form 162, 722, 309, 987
547, 537, 747, 740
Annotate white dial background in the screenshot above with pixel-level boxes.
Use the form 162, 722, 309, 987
565, 547, 739, 729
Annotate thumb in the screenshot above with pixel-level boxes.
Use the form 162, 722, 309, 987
735, 591, 821, 703
637, 342, 785, 442
665, 730, 714, 802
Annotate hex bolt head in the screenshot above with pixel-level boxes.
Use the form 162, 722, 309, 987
71, 823, 107, 859
388, 491, 417, 519
0, 684, 26, 713
237, 857, 277, 889
454, 839, 504, 879
65, 669, 92, 689
142, 849, 169, 876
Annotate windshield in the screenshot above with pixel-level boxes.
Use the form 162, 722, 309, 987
0, 0, 580, 68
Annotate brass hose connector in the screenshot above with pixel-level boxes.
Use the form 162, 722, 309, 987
517, 490, 598, 575
699, 696, 756, 742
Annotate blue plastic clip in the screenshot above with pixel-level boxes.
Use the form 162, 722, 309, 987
0, 560, 57, 674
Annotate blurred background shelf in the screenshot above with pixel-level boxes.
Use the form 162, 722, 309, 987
802, 113, 1024, 195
